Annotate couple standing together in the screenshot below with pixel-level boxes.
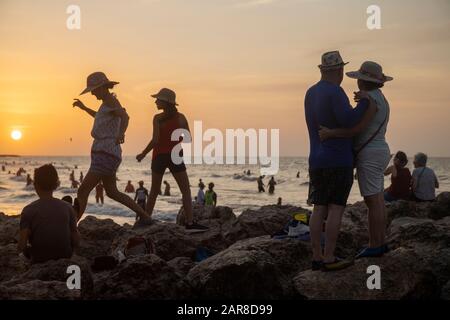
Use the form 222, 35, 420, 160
305, 51, 393, 271
72, 72, 208, 231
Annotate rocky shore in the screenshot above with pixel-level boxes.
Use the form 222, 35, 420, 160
0, 193, 449, 300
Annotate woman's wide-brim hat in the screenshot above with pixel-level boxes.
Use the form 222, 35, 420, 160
80, 72, 119, 95
346, 61, 393, 84
151, 88, 179, 106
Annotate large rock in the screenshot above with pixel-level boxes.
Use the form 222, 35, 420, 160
94, 254, 191, 299
3, 256, 94, 299
187, 236, 311, 299
0, 244, 29, 283
293, 247, 440, 300
387, 193, 450, 223
0, 280, 81, 300
176, 204, 236, 226
224, 205, 309, 243
0, 213, 19, 246
77, 216, 127, 260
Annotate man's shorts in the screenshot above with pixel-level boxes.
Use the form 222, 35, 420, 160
308, 167, 354, 207
151, 153, 186, 175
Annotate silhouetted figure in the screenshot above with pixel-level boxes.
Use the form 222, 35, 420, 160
197, 182, 205, 205
136, 87, 207, 231
205, 182, 217, 206
70, 170, 75, 182
257, 176, 265, 193
163, 180, 171, 196
18, 164, 80, 264
72, 71, 151, 224
268, 176, 277, 194
134, 181, 149, 216
16, 168, 26, 177
62, 196, 73, 205
71, 180, 80, 189
26, 174, 33, 187
198, 179, 205, 189
246, 170, 251, 176
125, 180, 135, 193
297, 171, 300, 178
79, 172, 84, 184
277, 197, 282, 206
1, 165, 5, 172
95, 182, 104, 205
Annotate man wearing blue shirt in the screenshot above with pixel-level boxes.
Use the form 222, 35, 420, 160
305, 51, 371, 272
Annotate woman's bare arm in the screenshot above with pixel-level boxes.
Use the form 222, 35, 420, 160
137, 116, 160, 162
73, 99, 96, 118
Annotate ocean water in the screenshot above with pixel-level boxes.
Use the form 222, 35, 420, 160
1, 156, 449, 225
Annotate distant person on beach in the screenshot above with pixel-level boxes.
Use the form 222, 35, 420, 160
73, 72, 152, 225
26, 174, 33, 187
125, 180, 135, 193
297, 171, 300, 178
247, 170, 251, 176
163, 180, 171, 196
70, 170, 75, 182
197, 182, 205, 205
80, 171, 84, 184
18, 164, 80, 264
1, 165, 5, 172
384, 151, 412, 202
134, 181, 149, 215
306, 51, 378, 271
61, 195, 73, 205
268, 177, 277, 194
71, 179, 80, 189
95, 182, 104, 205
16, 167, 25, 177
277, 197, 282, 206
411, 152, 439, 202
198, 179, 205, 189
136, 88, 208, 231
257, 176, 265, 193
205, 182, 217, 206
318, 60, 393, 259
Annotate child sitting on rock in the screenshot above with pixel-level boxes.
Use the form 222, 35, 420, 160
18, 164, 80, 264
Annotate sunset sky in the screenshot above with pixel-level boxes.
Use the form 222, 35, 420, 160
1, 0, 449, 157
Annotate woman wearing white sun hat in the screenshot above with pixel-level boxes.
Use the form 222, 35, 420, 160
72, 72, 152, 226
319, 61, 393, 259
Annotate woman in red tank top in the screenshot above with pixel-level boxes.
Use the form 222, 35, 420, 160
136, 88, 208, 231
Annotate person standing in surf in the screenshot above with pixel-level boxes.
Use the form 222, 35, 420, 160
136, 88, 208, 231
73, 72, 152, 225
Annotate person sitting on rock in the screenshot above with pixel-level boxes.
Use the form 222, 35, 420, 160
18, 164, 80, 264
384, 151, 412, 202
411, 152, 439, 202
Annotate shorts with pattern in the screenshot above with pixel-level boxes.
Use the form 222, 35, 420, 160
89, 151, 121, 177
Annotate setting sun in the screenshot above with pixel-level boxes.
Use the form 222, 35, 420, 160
11, 130, 22, 141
